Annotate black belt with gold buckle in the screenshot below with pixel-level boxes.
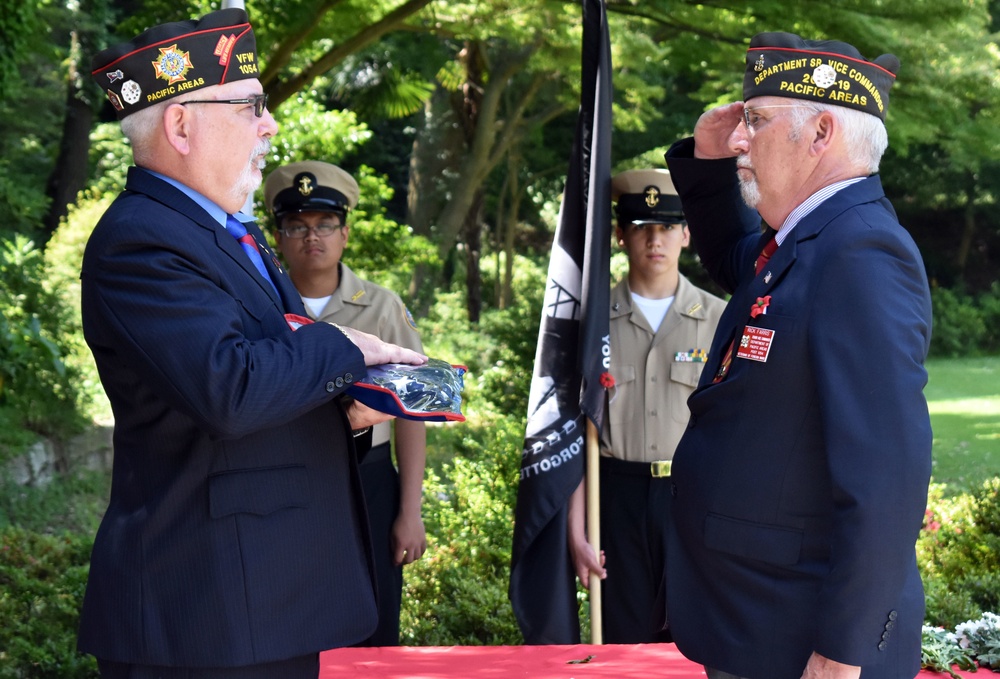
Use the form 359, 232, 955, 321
650, 460, 672, 478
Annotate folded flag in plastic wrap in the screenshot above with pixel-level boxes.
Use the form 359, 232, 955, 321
349, 359, 466, 422
285, 313, 466, 422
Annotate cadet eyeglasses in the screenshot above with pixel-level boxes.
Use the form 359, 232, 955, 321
742, 104, 814, 134
181, 93, 269, 118
280, 223, 344, 239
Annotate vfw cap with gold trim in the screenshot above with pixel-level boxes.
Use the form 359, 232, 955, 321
611, 169, 683, 225
264, 161, 361, 222
744, 32, 899, 122
91, 8, 260, 120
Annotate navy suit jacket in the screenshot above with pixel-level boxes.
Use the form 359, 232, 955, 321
665, 140, 932, 679
77, 168, 377, 667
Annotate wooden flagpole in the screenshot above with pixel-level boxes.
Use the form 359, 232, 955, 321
586, 419, 602, 644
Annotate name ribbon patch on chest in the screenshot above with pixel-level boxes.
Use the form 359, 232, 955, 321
735, 325, 775, 363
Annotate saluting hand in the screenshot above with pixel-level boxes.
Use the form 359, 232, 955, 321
693, 101, 745, 160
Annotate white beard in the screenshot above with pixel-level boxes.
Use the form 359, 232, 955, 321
231, 139, 270, 206
738, 175, 761, 208
736, 155, 761, 208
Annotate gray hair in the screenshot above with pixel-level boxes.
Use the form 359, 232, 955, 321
788, 102, 888, 174
120, 96, 211, 164
119, 102, 169, 164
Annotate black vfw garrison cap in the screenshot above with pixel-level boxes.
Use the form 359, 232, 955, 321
611, 169, 684, 225
744, 32, 899, 122
264, 161, 361, 222
91, 8, 260, 120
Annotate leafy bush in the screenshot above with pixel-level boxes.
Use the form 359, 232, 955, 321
42, 195, 115, 424
0, 235, 86, 449
0, 526, 97, 678
920, 478, 1000, 629
922, 613, 1000, 676
0, 470, 110, 535
423, 254, 546, 420
977, 282, 1000, 354
956, 612, 1000, 670
929, 284, 1000, 357
921, 625, 976, 678
400, 412, 524, 645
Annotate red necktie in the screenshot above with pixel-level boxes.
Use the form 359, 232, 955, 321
225, 215, 280, 297
712, 234, 778, 383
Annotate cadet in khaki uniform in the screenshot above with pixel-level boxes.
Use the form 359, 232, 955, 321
265, 161, 426, 647
568, 169, 726, 644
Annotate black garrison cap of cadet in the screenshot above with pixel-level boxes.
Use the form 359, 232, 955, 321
264, 161, 361, 223
90, 8, 260, 120
744, 32, 899, 122
611, 169, 684, 225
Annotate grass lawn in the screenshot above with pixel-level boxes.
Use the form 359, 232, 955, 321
926, 355, 1000, 494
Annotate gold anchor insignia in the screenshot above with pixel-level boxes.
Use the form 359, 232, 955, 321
644, 186, 660, 208
754, 54, 765, 72
297, 176, 314, 196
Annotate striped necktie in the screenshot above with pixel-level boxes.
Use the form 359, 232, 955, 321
225, 215, 279, 297
712, 233, 779, 383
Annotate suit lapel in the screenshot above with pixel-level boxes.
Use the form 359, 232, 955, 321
124, 168, 289, 311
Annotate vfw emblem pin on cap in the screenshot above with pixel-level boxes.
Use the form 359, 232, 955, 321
152, 45, 194, 85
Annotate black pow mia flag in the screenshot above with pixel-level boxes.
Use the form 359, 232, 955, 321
508, 0, 612, 645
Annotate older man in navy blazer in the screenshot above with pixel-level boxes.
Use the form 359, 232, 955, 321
664, 33, 932, 679
81, 9, 424, 679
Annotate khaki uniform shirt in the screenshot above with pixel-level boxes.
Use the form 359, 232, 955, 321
309, 263, 423, 446
601, 274, 726, 463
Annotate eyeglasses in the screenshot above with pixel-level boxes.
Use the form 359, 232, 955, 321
280, 223, 344, 239
180, 93, 269, 118
742, 104, 815, 134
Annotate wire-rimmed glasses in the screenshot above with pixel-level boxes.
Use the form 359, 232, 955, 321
181, 93, 268, 118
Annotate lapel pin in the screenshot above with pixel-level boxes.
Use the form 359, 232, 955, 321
764, 271, 772, 284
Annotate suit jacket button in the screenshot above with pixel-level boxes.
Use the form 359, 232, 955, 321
888, 610, 898, 621
877, 641, 887, 651
325, 381, 336, 392
671, 482, 678, 497
345, 372, 354, 384
335, 377, 345, 388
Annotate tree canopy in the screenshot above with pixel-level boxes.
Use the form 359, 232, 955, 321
1, 0, 997, 303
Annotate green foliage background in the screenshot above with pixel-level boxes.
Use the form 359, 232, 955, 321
1, 0, 999, 673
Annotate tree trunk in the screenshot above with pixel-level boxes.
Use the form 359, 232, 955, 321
404, 39, 564, 307
406, 91, 463, 309
42, 30, 93, 248
464, 192, 484, 322
501, 152, 522, 310
458, 41, 485, 322
955, 171, 977, 285
493, 171, 509, 308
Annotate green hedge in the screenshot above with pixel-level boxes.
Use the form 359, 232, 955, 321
930, 283, 1000, 358
4, 472, 1000, 673
919, 477, 1000, 629
0, 235, 85, 451
0, 527, 97, 678
400, 412, 524, 645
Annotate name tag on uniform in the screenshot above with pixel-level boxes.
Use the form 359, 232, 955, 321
735, 325, 774, 363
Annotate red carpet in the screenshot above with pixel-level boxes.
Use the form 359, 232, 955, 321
319, 644, 977, 678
